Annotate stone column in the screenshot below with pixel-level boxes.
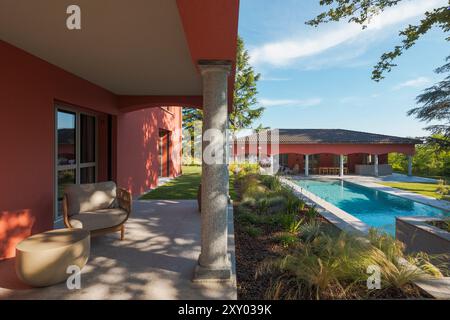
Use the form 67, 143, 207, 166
194, 60, 231, 282
305, 154, 309, 176
407, 155, 413, 176
374, 154, 379, 177
339, 154, 344, 177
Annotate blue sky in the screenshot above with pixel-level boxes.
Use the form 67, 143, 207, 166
238, 0, 449, 138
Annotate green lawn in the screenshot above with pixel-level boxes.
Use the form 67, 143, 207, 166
378, 182, 443, 200
140, 165, 237, 200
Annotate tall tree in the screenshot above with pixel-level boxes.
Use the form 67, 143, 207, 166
182, 107, 202, 133
307, 0, 450, 81
182, 108, 202, 164
408, 57, 450, 150
229, 36, 265, 134
182, 36, 264, 134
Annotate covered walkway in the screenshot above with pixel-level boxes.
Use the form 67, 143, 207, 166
0, 200, 237, 300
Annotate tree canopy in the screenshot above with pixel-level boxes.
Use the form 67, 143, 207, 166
307, 0, 450, 81
229, 36, 264, 134
389, 135, 450, 178
408, 56, 450, 149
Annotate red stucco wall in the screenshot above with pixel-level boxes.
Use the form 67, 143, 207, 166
285, 152, 390, 173
0, 41, 183, 260
117, 107, 182, 196
287, 154, 304, 170
0, 41, 119, 259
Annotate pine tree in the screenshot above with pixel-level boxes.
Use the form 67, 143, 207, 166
229, 36, 264, 134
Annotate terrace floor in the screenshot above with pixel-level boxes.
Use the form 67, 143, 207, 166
0, 200, 237, 300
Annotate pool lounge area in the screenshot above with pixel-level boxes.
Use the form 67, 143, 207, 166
293, 179, 449, 235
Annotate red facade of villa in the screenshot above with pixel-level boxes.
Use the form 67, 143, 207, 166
0, 0, 240, 260
0, 40, 183, 260
233, 129, 420, 175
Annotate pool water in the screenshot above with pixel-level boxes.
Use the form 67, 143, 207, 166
294, 179, 449, 235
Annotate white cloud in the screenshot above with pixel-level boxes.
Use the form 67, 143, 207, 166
260, 98, 322, 107
249, 0, 446, 67
394, 77, 431, 90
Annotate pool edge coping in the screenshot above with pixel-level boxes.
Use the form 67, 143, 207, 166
280, 177, 371, 236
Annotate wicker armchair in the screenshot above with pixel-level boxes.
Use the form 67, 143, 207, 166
63, 181, 132, 240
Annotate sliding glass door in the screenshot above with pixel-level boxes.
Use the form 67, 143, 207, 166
55, 107, 97, 220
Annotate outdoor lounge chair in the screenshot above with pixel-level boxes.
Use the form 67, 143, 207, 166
62, 181, 132, 240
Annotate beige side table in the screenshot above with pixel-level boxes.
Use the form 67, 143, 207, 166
15, 228, 90, 287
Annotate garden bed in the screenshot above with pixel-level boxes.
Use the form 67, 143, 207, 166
233, 167, 443, 300
428, 220, 450, 233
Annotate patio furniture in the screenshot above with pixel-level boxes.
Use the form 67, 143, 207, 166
63, 181, 132, 240
15, 228, 90, 287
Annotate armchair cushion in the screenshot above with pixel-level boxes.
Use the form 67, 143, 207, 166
65, 181, 117, 216
69, 208, 128, 231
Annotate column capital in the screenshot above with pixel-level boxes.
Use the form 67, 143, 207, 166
198, 60, 232, 75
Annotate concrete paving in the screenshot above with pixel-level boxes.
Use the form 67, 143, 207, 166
0, 200, 237, 300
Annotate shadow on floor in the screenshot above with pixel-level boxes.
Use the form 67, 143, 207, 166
0, 200, 236, 300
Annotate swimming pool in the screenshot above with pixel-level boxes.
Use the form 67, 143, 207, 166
294, 179, 449, 235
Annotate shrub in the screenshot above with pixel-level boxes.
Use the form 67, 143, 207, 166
265, 196, 287, 213
298, 200, 306, 211
237, 211, 266, 225
305, 206, 319, 220
229, 162, 239, 174
288, 218, 304, 234
243, 225, 263, 238
260, 175, 282, 192
285, 198, 296, 215
298, 220, 323, 243
236, 163, 260, 178
258, 230, 442, 299
367, 228, 404, 260
274, 213, 298, 231
282, 196, 306, 214
368, 229, 444, 280
240, 197, 257, 208
275, 232, 299, 248
256, 198, 270, 215
240, 175, 267, 200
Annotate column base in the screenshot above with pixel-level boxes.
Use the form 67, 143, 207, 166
193, 257, 232, 283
